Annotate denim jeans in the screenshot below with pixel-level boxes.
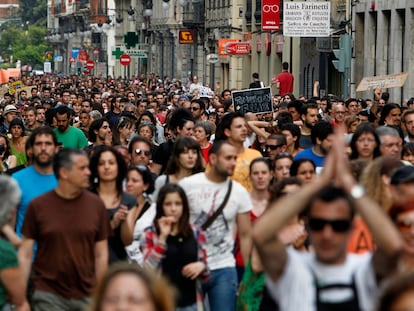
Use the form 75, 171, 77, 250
176, 303, 197, 311
202, 267, 237, 311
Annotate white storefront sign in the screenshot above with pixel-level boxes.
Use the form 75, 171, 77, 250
283, 1, 330, 37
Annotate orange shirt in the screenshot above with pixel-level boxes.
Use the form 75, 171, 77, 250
347, 216, 375, 254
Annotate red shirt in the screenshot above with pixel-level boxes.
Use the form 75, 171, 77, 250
277, 71, 294, 96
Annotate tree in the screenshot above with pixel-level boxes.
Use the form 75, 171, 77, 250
19, 0, 47, 26
0, 25, 49, 68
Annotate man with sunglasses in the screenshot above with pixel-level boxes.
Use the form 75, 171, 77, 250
253, 126, 403, 311
189, 99, 205, 122
265, 134, 287, 160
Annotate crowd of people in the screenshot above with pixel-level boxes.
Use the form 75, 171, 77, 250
0, 72, 414, 311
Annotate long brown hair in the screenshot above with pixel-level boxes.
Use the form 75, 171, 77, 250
155, 184, 192, 237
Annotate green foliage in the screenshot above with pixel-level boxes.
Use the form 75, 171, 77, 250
0, 25, 50, 67
20, 0, 47, 27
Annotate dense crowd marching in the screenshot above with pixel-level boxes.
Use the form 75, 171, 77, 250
0, 71, 414, 311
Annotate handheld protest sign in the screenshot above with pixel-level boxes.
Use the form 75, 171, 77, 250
231, 87, 273, 114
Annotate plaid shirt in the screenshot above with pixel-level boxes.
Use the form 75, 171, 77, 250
141, 224, 209, 280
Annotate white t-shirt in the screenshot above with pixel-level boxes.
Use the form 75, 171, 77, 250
179, 173, 252, 270
265, 247, 377, 311
152, 174, 168, 203
125, 204, 156, 265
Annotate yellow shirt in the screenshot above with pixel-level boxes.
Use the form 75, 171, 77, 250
231, 148, 262, 192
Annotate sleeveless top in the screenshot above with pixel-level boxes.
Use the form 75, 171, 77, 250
9, 143, 27, 166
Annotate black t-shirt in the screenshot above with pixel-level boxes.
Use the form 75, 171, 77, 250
153, 140, 174, 175
107, 192, 137, 263
162, 232, 198, 307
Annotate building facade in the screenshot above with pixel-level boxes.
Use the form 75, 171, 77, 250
48, 0, 409, 102
352, 0, 414, 102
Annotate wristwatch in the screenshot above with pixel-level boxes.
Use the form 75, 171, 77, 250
350, 184, 365, 199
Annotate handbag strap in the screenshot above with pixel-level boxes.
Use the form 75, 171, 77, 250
202, 180, 233, 231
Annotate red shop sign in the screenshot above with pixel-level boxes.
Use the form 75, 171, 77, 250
261, 0, 281, 31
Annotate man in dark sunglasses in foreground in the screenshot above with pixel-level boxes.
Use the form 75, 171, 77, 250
253, 126, 403, 311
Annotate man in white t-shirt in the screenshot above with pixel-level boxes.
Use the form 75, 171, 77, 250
253, 126, 403, 311
179, 140, 252, 311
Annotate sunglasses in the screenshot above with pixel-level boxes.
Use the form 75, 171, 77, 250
190, 107, 200, 111
135, 149, 151, 156
396, 219, 414, 232
308, 218, 352, 233
266, 144, 284, 150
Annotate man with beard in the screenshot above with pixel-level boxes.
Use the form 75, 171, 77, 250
299, 103, 319, 149
84, 118, 112, 156
13, 126, 59, 237
54, 105, 88, 149
295, 121, 334, 172
179, 140, 252, 311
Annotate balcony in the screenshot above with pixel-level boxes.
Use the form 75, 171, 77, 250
182, 2, 204, 28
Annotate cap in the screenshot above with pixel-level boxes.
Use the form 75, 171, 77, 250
3, 105, 17, 115
391, 166, 414, 185
178, 95, 189, 101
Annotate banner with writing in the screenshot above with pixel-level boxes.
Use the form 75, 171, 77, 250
231, 87, 273, 114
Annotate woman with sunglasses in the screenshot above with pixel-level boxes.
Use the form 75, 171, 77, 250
124, 165, 155, 265
152, 137, 204, 201
89, 145, 137, 263
389, 200, 414, 272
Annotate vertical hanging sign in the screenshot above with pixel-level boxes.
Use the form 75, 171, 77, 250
261, 0, 281, 31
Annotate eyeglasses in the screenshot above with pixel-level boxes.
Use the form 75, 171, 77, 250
335, 111, 346, 115
190, 107, 200, 111
266, 144, 284, 150
308, 218, 352, 233
135, 149, 151, 156
396, 219, 414, 232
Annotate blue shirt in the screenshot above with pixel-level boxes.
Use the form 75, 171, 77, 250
294, 148, 325, 168
13, 165, 58, 237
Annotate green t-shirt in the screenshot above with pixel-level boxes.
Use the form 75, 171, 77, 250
0, 238, 18, 308
54, 126, 88, 149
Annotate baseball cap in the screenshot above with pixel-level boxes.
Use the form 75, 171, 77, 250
391, 166, 414, 185
3, 105, 17, 115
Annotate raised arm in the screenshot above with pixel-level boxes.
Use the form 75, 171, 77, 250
247, 120, 272, 139
332, 126, 403, 278
253, 129, 337, 281
253, 179, 327, 281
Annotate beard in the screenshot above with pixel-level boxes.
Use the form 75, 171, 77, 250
33, 154, 53, 167
305, 120, 315, 129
